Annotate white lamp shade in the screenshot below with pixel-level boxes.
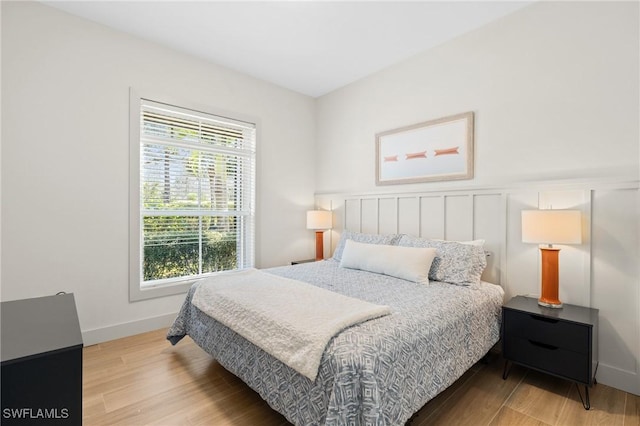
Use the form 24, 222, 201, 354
521, 209, 582, 245
307, 210, 332, 230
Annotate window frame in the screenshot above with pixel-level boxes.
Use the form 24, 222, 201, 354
129, 89, 257, 302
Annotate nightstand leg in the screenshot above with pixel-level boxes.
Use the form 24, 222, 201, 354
575, 384, 591, 410
502, 360, 511, 380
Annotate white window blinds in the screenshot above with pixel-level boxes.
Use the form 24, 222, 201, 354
138, 99, 255, 287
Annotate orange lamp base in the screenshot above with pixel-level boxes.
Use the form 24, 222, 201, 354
539, 247, 562, 308
315, 231, 324, 261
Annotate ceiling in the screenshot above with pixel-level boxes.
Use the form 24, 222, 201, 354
43, 1, 532, 98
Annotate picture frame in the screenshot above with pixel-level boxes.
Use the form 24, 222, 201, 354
376, 111, 474, 185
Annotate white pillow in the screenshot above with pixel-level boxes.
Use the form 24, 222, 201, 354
339, 240, 437, 284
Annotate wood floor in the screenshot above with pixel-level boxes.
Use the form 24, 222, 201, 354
83, 328, 640, 426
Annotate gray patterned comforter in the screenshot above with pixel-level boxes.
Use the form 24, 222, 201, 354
167, 259, 504, 426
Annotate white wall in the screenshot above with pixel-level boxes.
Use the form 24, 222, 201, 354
315, 2, 640, 395
316, 1, 639, 193
1, 2, 316, 343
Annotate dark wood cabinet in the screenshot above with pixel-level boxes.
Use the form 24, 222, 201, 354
1, 294, 83, 425
502, 295, 598, 409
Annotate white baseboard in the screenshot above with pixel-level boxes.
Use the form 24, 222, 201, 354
81, 312, 178, 346
597, 362, 640, 396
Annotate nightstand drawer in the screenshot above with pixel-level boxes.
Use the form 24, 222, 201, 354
504, 309, 589, 353
504, 337, 590, 384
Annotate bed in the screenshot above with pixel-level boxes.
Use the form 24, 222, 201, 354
167, 232, 504, 425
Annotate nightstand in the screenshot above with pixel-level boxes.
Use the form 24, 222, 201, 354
291, 259, 316, 265
1, 294, 83, 424
502, 295, 598, 410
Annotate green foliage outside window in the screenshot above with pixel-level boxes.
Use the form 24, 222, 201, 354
143, 218, 237, 281
142, 193, 239, 282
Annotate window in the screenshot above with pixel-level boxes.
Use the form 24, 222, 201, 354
130, 91, 256, 301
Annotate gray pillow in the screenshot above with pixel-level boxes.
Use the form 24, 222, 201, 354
332, 230, 402, 261
397, 235, 487, 286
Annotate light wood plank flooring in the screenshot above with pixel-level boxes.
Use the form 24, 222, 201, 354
84, 329, 640, 425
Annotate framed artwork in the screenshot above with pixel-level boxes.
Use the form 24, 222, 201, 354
376, 111, 474, 185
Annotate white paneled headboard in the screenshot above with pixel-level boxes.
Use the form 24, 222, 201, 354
316, 190, 506, 286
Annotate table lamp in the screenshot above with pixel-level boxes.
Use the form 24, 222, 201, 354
307, 210, 332, 261
521, 209, 582, 308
